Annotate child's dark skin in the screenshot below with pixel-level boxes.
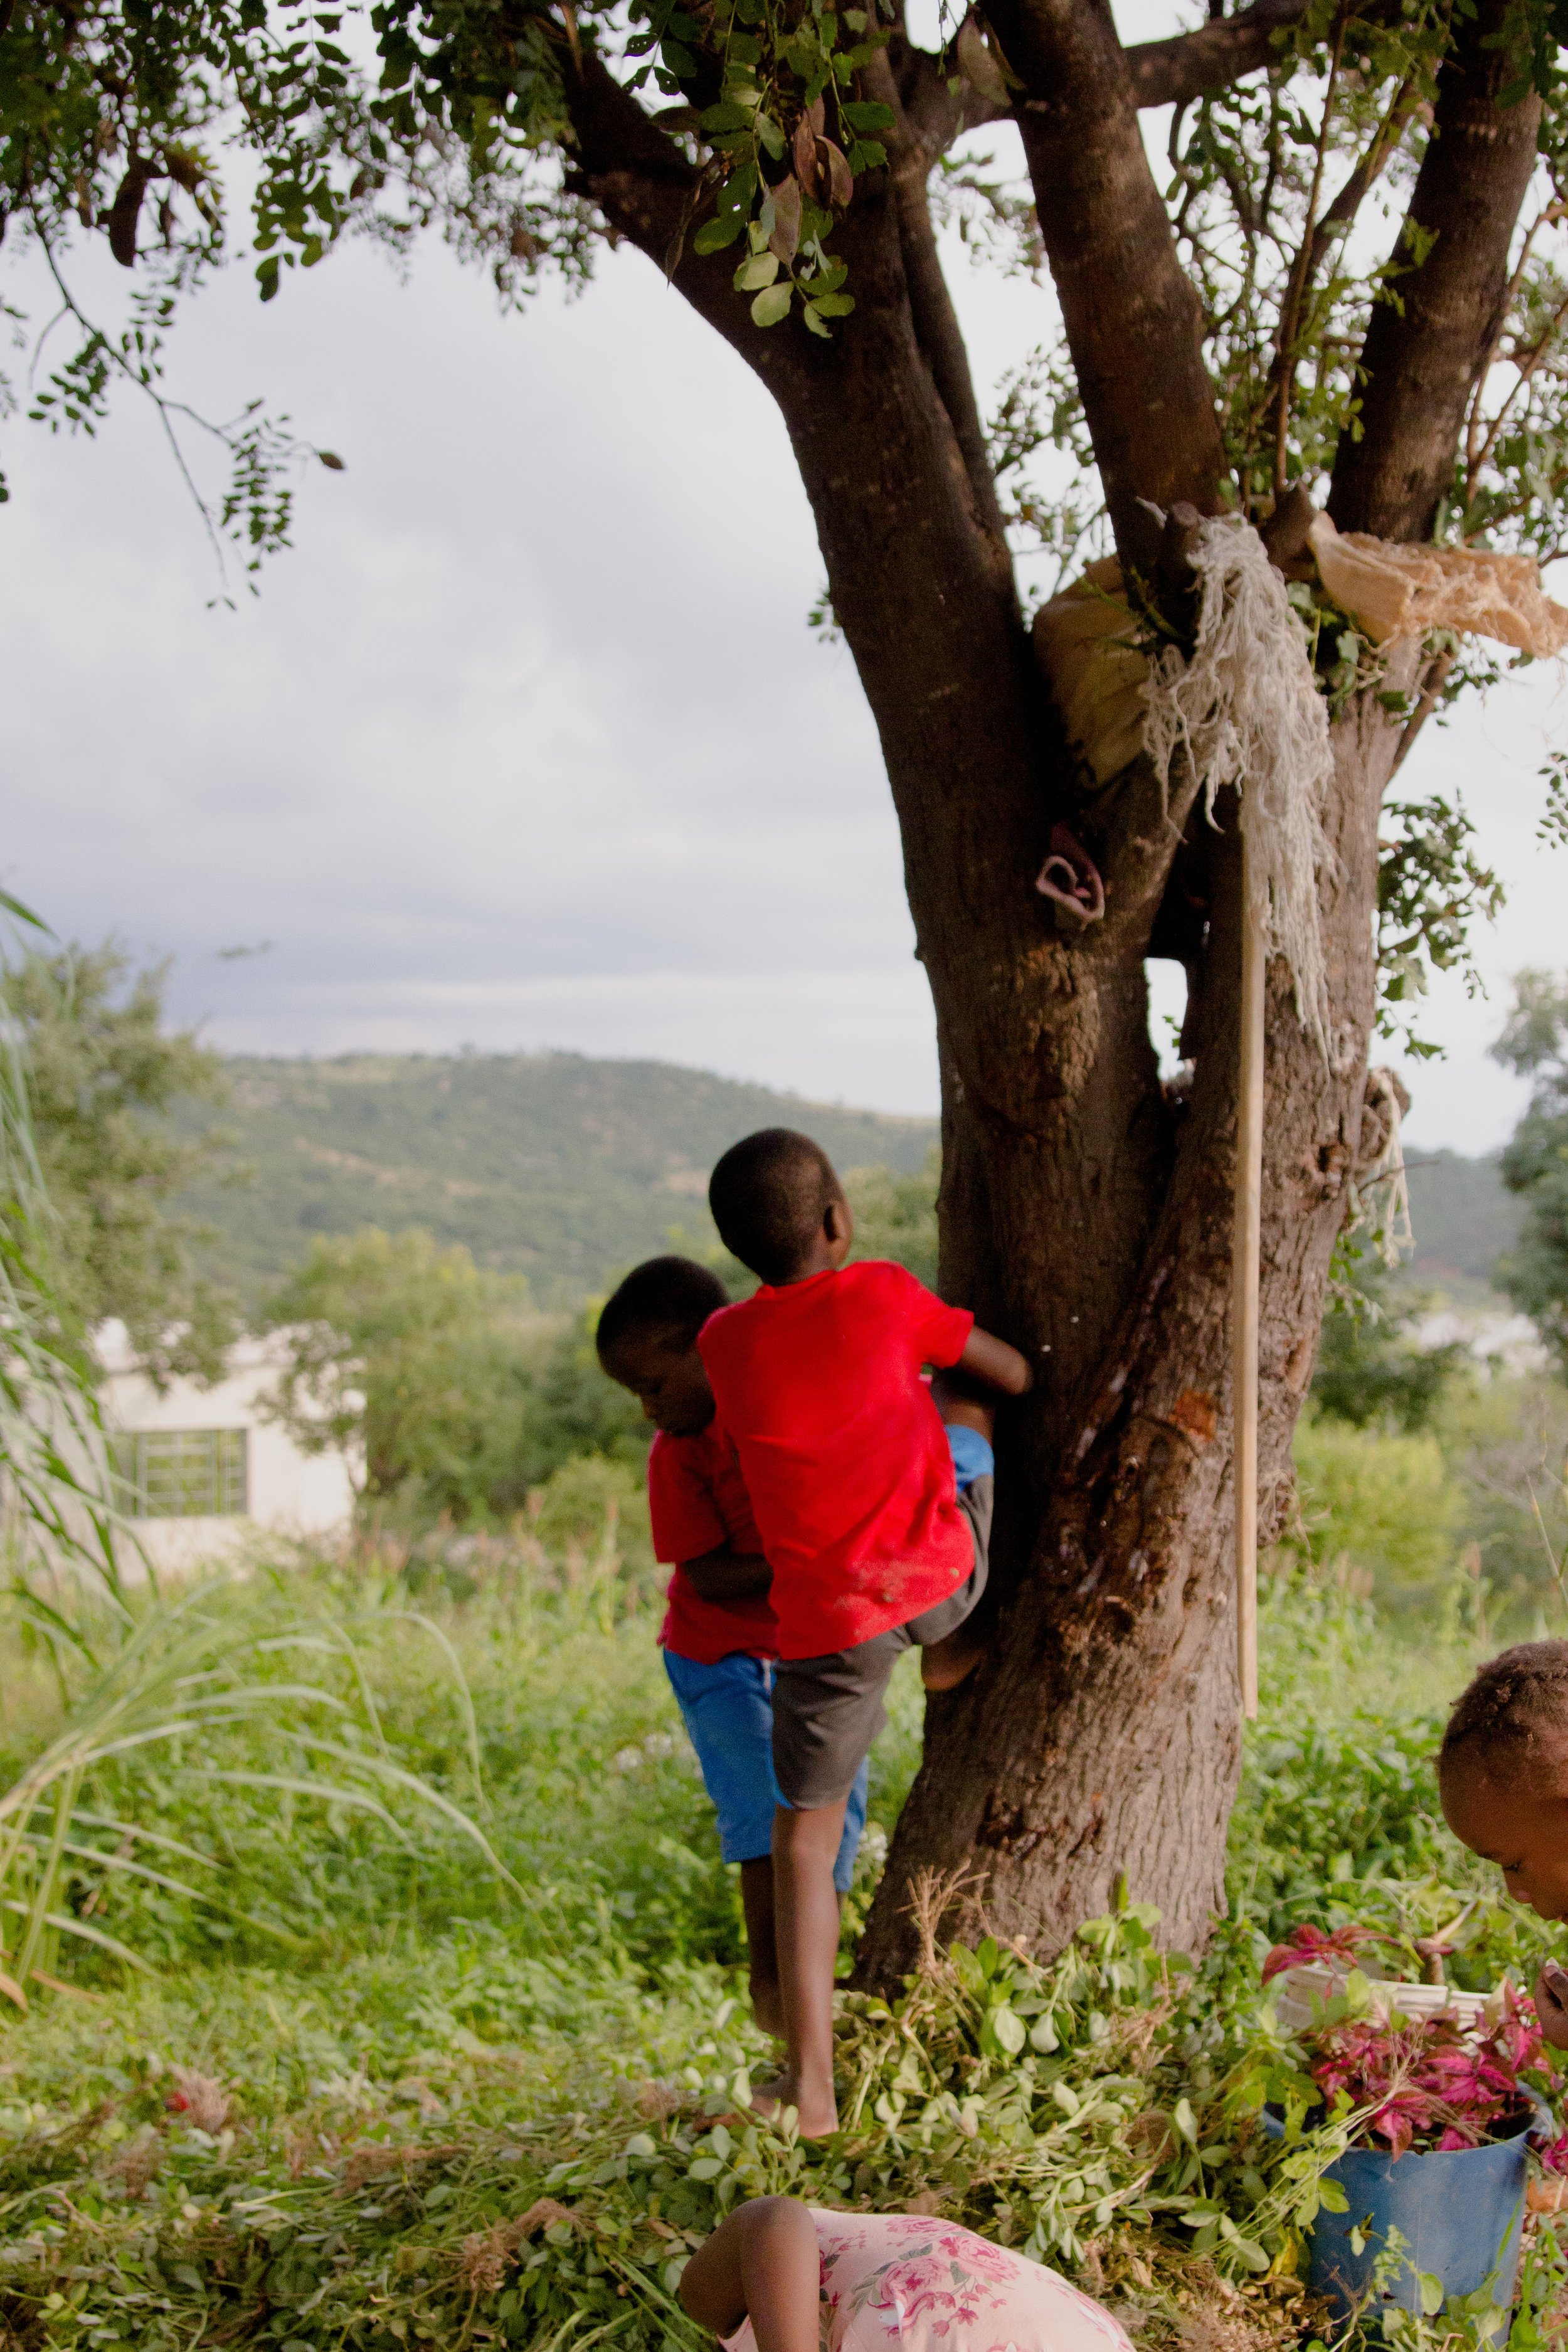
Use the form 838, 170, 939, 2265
1440, 1748, 1568, 2045
680, 2196, 818, 2352
600, 1321, 781, 2033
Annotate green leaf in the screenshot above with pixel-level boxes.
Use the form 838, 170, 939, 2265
845, 138, 887, 174
809, 290, 854, 316
1420, 2275, 1445, 2317
990, 2006, 1027, 2055
839, 98, 894, 129
694, 214, 745, 252
756, 111, 787, 159
701, 100, 755, 130
1173, 2097, 1199, 2146
751, 283, 793, 327
734, 252, 780, 290
660, 38, 697, 73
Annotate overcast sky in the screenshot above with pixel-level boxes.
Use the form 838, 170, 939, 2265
4, 29, 1565, 1153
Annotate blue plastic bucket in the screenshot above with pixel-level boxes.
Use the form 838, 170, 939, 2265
1262, 2109, 1532, 2323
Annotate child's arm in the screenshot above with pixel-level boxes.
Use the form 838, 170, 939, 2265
956, 1324, 1034, 1396
678, 1542, 772, 1604
679, 2196, 818, 2352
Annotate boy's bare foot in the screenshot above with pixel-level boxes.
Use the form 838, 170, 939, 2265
922, 1629, 985, 1692
749, 2070, 839, 2139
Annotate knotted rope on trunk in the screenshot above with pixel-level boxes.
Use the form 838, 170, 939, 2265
1141, 514, 1335, 1055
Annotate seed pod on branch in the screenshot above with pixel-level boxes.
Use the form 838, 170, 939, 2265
107, 157, 152, 267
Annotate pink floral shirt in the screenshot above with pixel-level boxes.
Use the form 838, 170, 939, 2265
719, 2209, 1138, 2352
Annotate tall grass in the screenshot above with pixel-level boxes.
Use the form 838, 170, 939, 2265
0, 941, 514, 2008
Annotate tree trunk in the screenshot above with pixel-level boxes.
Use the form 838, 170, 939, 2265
857, 674, 1414, 1981
554, 0, 1528, 1981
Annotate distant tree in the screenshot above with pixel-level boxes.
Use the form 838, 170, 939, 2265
263, 1226, 542, 1523
0, 944, 235, 1383
845, 1147, 939, 1290
1310, 1264, 1466, 1434
1493, 970, 1568, 1374
526, 1308, 654, 1485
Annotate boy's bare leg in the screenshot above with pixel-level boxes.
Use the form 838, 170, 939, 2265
739, 1857, 785, 2038
755, 1797, 846, 2138
923, 1374, 995, 1693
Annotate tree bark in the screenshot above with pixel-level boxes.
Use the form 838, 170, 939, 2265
857, 672, 1414, 1977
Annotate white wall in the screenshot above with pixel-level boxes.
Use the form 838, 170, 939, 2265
96, 1325, 361, 1574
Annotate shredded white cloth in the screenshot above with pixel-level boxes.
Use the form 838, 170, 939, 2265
1142, 515, 1334, 1054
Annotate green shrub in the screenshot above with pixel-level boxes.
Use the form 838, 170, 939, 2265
1293, 1412, 1466, 1611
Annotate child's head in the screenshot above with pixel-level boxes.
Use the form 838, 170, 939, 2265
707, 1128, 852, 1285
596, 1255, 729, 1437
1439, 1643, 1568, 1919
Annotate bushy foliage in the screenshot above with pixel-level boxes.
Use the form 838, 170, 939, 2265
1292, 1416, 1467, 1613
1493, 970, 1568, 1377
1310, 1265, 1468, 1435
263, 1227, 549, 1524
844, 1147, 940, 1290
0, 945, 235, 1385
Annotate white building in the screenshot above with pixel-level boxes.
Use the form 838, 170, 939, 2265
96, 1325, 360, 1575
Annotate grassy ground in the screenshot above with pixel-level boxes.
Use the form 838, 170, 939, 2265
0, 1501, 1557, 2352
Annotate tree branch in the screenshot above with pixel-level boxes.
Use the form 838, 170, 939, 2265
864, 47, 1016, 588
985, 0, 1231, 569
1328, 0, 1542, 539
1124, 0, 1308, 109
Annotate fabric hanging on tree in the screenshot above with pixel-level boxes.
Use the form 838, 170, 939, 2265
1031, 558, 1149, 788
1307, 513, 1568, 655
1032, 509, 1568, 804
1140, 514, 1336, 1052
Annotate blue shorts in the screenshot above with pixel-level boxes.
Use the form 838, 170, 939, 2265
662, 1648, 869, 1892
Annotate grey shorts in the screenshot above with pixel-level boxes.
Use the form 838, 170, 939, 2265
770, 1475, 993, 1811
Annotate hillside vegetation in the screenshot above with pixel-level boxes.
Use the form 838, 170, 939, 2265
177, 1052, 1518, 1309
177, 1054, 938, 1307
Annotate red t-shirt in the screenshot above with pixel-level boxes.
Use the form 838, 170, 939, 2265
649, 1417, 778, 1665
697, 1259, 975, 1659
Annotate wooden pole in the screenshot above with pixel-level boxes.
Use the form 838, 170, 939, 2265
1233, 830, 1265, 1723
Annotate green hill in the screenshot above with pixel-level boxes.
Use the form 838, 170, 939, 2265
179, 1051, 1520, 1311
181, 1052, 938, 1306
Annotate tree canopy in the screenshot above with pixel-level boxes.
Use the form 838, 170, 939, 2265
8, 0, 1568, 637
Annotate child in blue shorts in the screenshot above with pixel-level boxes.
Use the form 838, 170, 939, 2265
596, 1255, 867, 2033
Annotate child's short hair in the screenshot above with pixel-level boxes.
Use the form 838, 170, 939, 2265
708, 1128, 842, 1285
1440, 1641, 1568, 1770
596, 1255, 729, 1362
